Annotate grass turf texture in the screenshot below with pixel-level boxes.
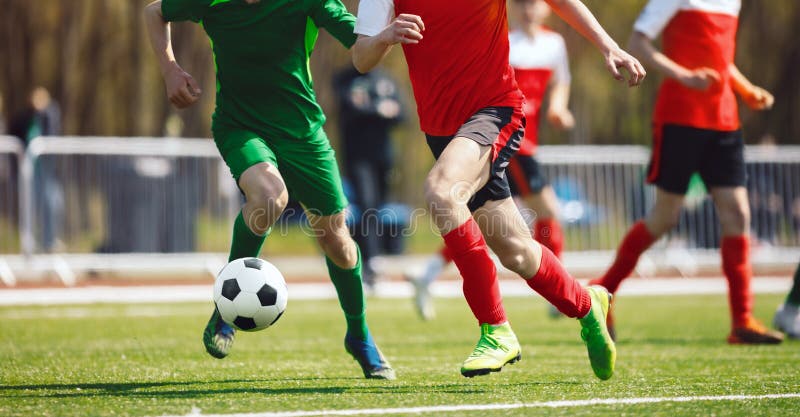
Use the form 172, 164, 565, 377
1, 294, 798, 417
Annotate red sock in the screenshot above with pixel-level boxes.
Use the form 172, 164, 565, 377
442, 218, 506, 325
534, 218, 563, 259
439, 246, 454, 264
527, 246, 591, 318
721, 235, 753, 328
591, 221, 656, 294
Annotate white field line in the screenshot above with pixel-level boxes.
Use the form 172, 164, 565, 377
160, 393, 800, 417
0, 277, 792, 306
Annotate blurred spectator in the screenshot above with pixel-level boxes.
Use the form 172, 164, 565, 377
10, 87, 61, 142
334, 65, 403, 286
10, 87, 64, 252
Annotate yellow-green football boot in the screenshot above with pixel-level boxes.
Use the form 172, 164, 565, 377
460, 322, 522, 377
579, 285, 616, 380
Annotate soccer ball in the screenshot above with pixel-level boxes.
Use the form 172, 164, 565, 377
213, 257, 288, 331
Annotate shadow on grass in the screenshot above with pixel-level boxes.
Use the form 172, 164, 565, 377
0, 379, 504, 399
617, 336, 724, 346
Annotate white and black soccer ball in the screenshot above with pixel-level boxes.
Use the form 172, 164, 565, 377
213, 257, 288, 332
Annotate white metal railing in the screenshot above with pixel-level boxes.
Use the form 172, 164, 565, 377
19, 136, 240, 258
537, 145, 800, 251
1, 139, 798, 283
0, 136, 23, 253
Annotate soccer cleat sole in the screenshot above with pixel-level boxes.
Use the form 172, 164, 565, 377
460, 352, 521, 378
727, 331, 784, 345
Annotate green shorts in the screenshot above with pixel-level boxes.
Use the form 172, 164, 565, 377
213, 121, 348, 216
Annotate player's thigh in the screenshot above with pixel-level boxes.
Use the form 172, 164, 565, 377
427, 107, 524, 212
647, 124, 707, 195
425, 136, 492, 203
274, 128, 349, 218
213, 121, 287, 202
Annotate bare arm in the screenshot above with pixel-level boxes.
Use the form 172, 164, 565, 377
352, 14, 425, 73
627, 30, 720, 91
546, 82, 574, 130
144, 0, 201, 109
729, 64, 774, 110
544, 0, 645, 86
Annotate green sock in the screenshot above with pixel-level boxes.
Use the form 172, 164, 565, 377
786, 262, 800, 307
326, 247, 369, 340
228, 212, 267, 262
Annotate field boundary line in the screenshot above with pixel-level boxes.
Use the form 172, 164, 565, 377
160, 393, 800, 417
0, 277, 792, 306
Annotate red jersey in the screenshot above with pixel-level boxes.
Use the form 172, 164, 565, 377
634, 0, 741, 131
355, 0, 524, 136
509, 28, 570, 156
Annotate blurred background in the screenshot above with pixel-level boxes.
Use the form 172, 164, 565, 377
0, 0, 798, 281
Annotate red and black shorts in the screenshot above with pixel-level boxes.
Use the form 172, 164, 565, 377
647, 124, 746, 194
507, 154, 548, 197
426, 106, 524, 212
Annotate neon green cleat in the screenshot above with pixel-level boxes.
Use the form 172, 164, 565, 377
579, 286, 616, 380
460, 322, 521, 378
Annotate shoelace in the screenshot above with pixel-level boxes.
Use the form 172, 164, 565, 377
469, 333, 507, 357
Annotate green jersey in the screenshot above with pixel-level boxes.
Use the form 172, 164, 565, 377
161, 0, 357, 139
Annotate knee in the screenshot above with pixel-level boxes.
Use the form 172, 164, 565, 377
246, 184, 288, 215
424, 177, 450, 208
425, 176, 471, 212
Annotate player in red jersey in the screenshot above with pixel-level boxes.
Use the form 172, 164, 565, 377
404, 0, 575, 321
353, 0, 645, 379
589, 0, 783, 344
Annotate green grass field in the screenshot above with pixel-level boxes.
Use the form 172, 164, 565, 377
1, 294, 798, 417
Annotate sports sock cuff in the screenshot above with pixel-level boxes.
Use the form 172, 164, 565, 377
577, 287, 592, 318
439, 246, 454, 263
442, 218, 484, 255
325, 246, 363, 274
228, 212, 268, 262
529, 246, 589, 318
629, 221, 657, 248
721, 235, 749, 264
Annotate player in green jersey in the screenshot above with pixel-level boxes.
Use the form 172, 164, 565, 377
144, 0, 395, 379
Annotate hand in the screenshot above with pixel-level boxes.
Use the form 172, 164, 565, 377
677, 67, 721, 91
604, 46, 646, 87
378, 14, 425, 45
741, 85, 774, 111
163, 64, 201, 109
546, 108, 575, 130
